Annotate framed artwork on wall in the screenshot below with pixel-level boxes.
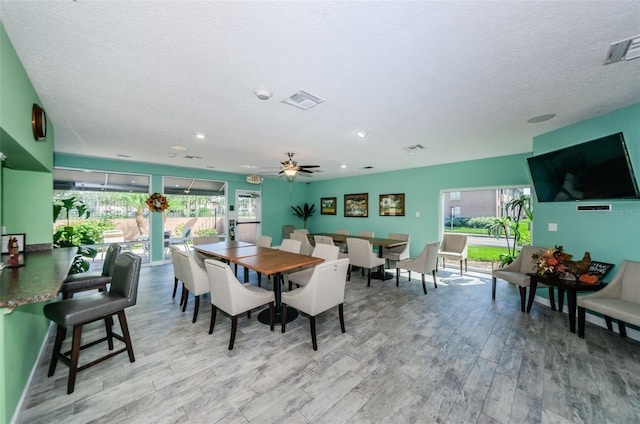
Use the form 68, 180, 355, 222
321, 197, 337, 215
379, 193, 405, 216
344, 193, 369, 217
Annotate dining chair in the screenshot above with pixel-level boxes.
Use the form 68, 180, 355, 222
334, 229, 349, 252
293, 228, 309, 235
204, 259, 275, 350
59, 243, 121, 299
288, 244, 340, 290
492, 245, 547, 312
382, 233, 410, 268
279, 238, 302, 254
281, 258, 350, 350
357, 231, 374, 238
396, 241, 440, 295
438, 233, 469, 276
313, 235, 334, 245
290, 232, 314, 256
346, 237, 386, 287
169, 245, 210, 323
192, 235, 221, 268
44, 252, 141, 394
578, 260, 640, 339
255, 235, 272, 247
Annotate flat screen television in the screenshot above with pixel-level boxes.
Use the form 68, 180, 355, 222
527, 132, 639, 202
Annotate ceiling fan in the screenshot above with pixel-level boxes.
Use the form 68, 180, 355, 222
279, 152, 319, 179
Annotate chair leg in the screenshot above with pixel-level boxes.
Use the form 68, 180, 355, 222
618, 320, 627, 338
269, 301, 275, 331
182, 289, 189, 312
67, 324, 83, 394
518, 287, 526, 312
173, 277, 178, 298
605, 316, 613, 331
421, 274, 427, 295
281, 303, 288, 333
465, 258, 468, 273
193, 295, 200, 323
548, 288, 556, 311
258, 272, 262, 287
180, 285, 187, 307
367, 269, 371, 287
396, 268, 400, 287
408, 270, 411, 281
491, 277, 496, 300
339, 303, 345, 333
459, 260, 463, 276
432, 270, 438, 288
117, 310, 135, 363
48, 326, 66, 377
578, 306, 586, 338
347, 265, 351, 281
105, 317, 114, 350
229, 315, 238, 350
209, 307, 217, 334
310, 316, 318, 351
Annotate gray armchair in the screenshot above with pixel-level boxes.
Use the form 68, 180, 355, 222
60, 243, 121, 299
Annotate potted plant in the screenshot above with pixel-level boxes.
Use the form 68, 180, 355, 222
485, 194, 532, 267
53, 194, 97, 273
291, 203, 316, 229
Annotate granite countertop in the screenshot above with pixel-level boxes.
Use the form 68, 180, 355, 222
0, 247, 76, 309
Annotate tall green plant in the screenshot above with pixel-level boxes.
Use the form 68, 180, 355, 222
485, 194, 532, 267
291, 203, 316, 229
53, 194, 97, 273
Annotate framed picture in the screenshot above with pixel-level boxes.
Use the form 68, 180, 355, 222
344, 193, 368, 217
379, 193, 405, 216
321, 197, 337, 215
1, 233, 26, 268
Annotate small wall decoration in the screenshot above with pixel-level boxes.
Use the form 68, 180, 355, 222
344, 193, 368, 217
146, 193, 170, 212
321, 197, 337, 215
2, 233, 26, 268
379, 193, 405, 216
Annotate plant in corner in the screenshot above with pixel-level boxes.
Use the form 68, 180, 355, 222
291, 203, 316, 229
485, 194, 532, 267
53, 194, 97, 274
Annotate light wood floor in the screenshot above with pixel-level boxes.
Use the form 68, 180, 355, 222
17, 263, 640, 423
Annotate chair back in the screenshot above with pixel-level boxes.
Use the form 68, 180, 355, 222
193, 236, 220, 245
618, 261, 640, 303
385, 233, 410, 258
109, 252, 142, 306
346, 237, 375, 268
357, 231, 374, 238
335, 229, 349, 235
102, 243, 122, 277
290, 232, 313, 255
441, 233, 468, 255
181, 227, 192, 238
204, 259, 261, 316
255, 235, 272, 247
298, 259, 350, 315
314, 235, 335, 246
515, 245, 545, 273
169, 245, 209, 295
422, 241, 440, 272
280, 238, 302, 254
311, 244, 340, 261
293, 228, 309, 235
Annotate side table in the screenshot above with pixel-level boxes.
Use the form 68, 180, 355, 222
527, 273, 606, 333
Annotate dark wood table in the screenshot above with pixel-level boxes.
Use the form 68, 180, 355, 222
311, 233, 407, 280
233, 251, 324, 324
527, 273, 607, 333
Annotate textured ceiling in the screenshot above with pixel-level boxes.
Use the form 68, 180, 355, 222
1, 1, 639, 181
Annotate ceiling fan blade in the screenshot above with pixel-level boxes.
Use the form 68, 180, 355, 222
298, 165, 320, 168
299, 169, 313, 173
278, 170, 284, 174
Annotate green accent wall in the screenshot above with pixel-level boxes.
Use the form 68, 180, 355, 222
531, 104, 640, 266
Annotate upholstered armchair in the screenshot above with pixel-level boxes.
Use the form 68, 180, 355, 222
288, 244, 340, 290
491, 245, 546, 312
396, 241, 440, 295
281, 258, 350, 350
578, 260, 640, 339
290, 232, 314, 256
438, 233, 468, 276
169, 246, 210, 323
382, 233, 410, 267
346, 237, 385, 287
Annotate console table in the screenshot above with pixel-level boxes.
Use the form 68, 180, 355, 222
527, 273, 606, 333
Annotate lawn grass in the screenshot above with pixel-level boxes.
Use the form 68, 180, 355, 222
468, 246, 509, 262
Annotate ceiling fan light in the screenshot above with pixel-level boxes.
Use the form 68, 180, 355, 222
284, 168, 297, 177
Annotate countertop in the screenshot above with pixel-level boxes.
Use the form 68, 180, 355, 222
0, 247, 76, 309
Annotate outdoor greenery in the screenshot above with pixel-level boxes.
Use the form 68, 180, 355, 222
53, 194, 99, 273
485, 195, 532, 267
468, 246, 507, 262
195, 228, 219, 237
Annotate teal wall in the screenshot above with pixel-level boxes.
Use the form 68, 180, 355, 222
304, 153, 531, 257
531, 104, 640, 266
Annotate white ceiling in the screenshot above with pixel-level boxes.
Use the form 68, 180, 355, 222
1, 1, 639, 181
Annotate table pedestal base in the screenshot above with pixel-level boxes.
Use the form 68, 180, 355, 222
258, 306, 298, 325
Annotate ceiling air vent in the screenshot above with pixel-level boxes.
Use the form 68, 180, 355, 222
281, 90, 325, 110
362, 166, 374, 170
403, 144, 424, 153
604, 35, 640, 64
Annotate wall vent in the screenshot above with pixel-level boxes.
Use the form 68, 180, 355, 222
281, 90, 325, 110
403, 144, 424, 152
576, 204, 611, 212
604, 35, 640, 64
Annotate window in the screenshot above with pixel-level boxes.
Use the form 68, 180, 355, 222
449, 191, 460, 201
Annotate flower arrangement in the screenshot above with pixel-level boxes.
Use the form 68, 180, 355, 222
146, 193, 170, 212
532, 245, 573, 275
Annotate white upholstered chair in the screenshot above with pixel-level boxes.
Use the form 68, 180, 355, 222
357, 231, 374, 238
192, 236, 221, 268
255, 235, 272, 247
491, 245, 547, 312
169, 246, 210, 323
288, 244, 340, 290
279, 238, 301, 254
346, 237, 386, 287
290, 232, 314, 256
396, 241, 440, 295
334, 229, 349, 252
382, 233, 410, 267
281, 258, 350, 350
314, 235, 334, 245
578, 260, 640, 339
438, 233, 469, 276
292, 228, 309, 235
204, 259, 275, 350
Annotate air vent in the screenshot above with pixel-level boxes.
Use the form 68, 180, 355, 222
577, 204, 611, 212
281, 90, 325, 110
403, 144, 424, 152
362, 166, 374, 170
184, 155, 201, 160
604, 35, 640, 64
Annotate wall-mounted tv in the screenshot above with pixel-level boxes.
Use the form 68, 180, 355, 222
527, 132, 639, 202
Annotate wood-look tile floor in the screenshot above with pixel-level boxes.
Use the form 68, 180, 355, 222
17, 263, 640, 424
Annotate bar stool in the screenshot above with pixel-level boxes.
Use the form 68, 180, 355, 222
43, 252, 141, 394
60, 243, 121, 299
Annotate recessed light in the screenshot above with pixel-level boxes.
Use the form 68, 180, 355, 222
527, 114, 556, 123
167, 153, 176, 158
194, 132, 206, 139
255, 89, 273, 100
341, 164, 347, 169
171, 145, 187, 151
356, 131, 367, 138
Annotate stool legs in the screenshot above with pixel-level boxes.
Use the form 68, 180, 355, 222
47, 326, 66, 378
